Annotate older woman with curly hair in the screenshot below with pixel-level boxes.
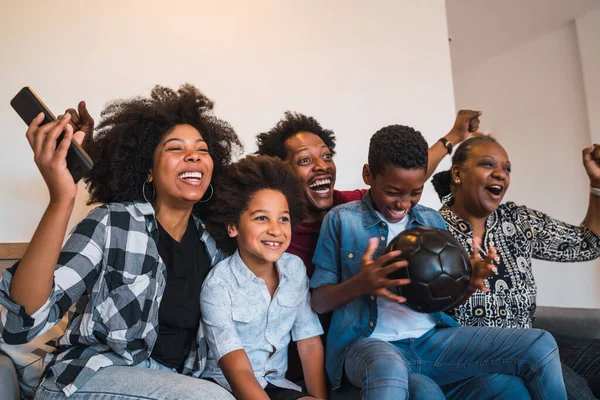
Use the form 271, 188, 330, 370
0, 84, 242, 399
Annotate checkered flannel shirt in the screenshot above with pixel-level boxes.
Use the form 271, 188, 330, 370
0, 202, 223, 397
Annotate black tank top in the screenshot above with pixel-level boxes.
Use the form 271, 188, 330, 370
151, 216, 211, 371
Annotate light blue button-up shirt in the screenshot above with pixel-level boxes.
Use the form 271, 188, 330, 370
201, 250, 323, 392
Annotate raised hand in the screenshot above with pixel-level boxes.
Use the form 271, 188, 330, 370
447, 109, 482, 145
355, 237, 411, 302
25, 113, 86, 205
63, 101, 94, 150
468, 237, 498, 293
582, 144, 600, 188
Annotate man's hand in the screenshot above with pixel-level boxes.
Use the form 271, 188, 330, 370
354, 238, 411, 302
583, 144, 600, 188
446, 109, 482, 146
64, 101, 94, 150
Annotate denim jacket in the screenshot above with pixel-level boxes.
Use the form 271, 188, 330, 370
309, 192, 459, 389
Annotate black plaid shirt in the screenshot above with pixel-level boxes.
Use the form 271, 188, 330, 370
0, 202, 223, 397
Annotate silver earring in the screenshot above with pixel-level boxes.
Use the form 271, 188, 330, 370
455, 179, 461, 184
142, 179, 155, 202
198, 184, 214, 203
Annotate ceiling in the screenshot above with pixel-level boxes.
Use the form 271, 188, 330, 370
446, 0, 599, 74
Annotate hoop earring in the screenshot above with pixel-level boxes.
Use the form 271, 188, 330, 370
198, 184, 214, 203
142, 179, 155, 202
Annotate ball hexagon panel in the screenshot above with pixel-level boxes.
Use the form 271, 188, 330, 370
385, 226, 472, 313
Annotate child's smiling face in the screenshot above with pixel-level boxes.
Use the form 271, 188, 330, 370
228, 188, 292, 269
363, 164, 426, 224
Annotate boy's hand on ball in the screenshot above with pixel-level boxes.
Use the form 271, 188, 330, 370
468, 238, 498, 293
356, 237, 411, 303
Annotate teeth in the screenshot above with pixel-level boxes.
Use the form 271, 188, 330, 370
489, 185, 502, 190
389, 209, 407, 216
263, 241, 281, 247
309, 178, 331, 188
179, 171, 203, 179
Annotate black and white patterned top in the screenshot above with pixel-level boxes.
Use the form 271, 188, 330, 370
0, 202, 223, 397
440, 202, 600, 329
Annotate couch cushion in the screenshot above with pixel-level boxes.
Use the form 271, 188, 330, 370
534, 306, 600, 339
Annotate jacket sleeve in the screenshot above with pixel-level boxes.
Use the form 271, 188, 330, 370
522, 205, 600, 262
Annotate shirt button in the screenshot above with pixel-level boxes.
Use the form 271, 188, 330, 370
348, 253, 353, 259
380, 236, 386, 241
467, 238, 473, 244
370, 295, 375, 301
369, 321, 374, 327
381, 222, 387, 227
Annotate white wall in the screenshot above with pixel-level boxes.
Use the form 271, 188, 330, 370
576, 7, 600, 143
0, 1, 456, 241
453, 20, 600, 308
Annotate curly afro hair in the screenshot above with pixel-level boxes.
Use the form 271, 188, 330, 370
205, 155, 307, 255
255, 111, 336, 159
432, 135, 498, 204
85, 84, 243, 206
368, 124, 428, 177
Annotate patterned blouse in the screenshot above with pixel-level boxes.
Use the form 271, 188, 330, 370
440, 202, 600, 329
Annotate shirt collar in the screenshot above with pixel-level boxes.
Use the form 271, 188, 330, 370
133, 201, 156, 217
230, 250, 289, 286
439, 204, 499, 232
360, 191, 418, 228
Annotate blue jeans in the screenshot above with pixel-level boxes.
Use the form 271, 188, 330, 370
35, 359, 234, 400
344, 326, 566, 400
0, 352, 20, 400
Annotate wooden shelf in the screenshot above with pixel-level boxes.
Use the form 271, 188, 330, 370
0, 243, 29, 260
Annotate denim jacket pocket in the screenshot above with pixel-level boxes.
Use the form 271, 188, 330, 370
341, 247, 362, 278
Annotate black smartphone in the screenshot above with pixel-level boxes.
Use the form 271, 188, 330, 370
10, 87, 94, 183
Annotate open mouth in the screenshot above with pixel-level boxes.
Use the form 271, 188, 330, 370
388, 208, 408, 220
308, 177, 332, 195
485, 184, 503, 197
262, 241, 283, 250
178, 171, 203, 185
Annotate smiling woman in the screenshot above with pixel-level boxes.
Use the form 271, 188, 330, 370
0, 84, 242, 400
432, 135, 600, 398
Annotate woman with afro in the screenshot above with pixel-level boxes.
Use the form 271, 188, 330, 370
0, 84, 242, 399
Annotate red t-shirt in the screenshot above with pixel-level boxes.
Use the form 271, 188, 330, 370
287, 189, 367, 278
287, 189, 366, 278
286, 189, 366, 383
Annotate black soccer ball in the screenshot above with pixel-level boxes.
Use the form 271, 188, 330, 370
386, 226, 472, 313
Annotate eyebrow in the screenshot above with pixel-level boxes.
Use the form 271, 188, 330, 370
163, 138, 206, 146
292, 144, 330, 156
249, 209, 290, 215
386, 185, 424, 192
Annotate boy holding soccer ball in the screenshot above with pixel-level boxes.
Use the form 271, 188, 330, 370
309, 124, 566, 400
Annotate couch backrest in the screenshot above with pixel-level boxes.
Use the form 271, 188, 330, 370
0, 243, 27, 273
